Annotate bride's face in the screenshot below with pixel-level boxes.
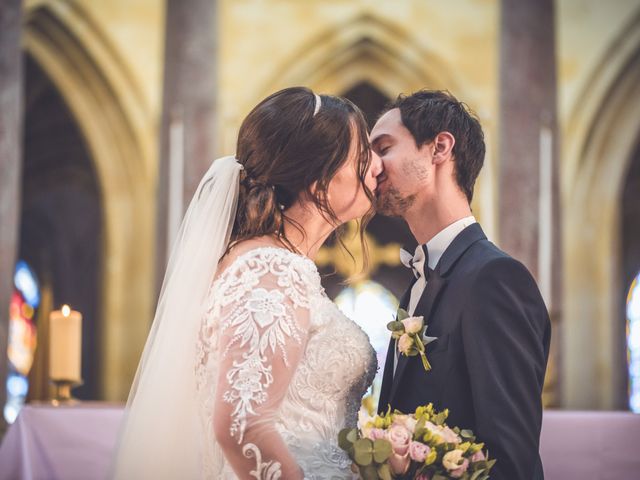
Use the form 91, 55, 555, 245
326, 124, 383, 223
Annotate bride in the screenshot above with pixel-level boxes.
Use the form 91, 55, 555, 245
111, 87, 382, 479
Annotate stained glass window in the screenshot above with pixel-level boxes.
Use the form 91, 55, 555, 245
627, 272, 640, 413
5, 261, 39, 423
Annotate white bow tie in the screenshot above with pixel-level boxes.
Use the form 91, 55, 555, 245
400, 246, 428, 280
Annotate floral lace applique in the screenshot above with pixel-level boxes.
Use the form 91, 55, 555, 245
221, 286, 305, 442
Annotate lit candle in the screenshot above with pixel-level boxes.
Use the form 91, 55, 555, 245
49, 305, 82, 381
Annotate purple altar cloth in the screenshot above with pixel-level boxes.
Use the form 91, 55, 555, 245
0, 403, 123, 480
1, 406, 639, 479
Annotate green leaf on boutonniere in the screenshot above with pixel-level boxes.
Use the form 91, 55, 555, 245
386, 321, 405, 332
397, 307, 410, 321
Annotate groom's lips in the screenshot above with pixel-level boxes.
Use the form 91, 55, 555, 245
376, 177, 387, 194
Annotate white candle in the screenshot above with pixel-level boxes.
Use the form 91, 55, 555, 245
49, 305, 82, 381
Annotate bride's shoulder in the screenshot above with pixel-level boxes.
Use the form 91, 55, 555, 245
214, 237, 319, 287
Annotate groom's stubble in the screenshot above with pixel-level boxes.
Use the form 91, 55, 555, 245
375, 152, 428, 218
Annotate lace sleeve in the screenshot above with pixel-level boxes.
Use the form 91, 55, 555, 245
212, 252, 312, 479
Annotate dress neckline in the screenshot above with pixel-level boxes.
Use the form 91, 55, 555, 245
213, 245, 320, 289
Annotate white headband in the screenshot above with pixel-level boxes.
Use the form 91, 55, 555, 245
313, 93, 321, 116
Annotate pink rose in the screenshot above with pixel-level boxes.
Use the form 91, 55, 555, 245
398, 333, 414, 355
389, 452, 410, 475
408, 441, 431, 462
451, 459, 470, 478
367, 428, 386, 441
471, 450, 486, 462
387, 423, 411, 456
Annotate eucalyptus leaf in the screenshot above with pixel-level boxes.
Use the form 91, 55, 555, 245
372, 439, 392, 463
354, 438, 374, 466
397, 308, 410, 321
460, 429, 475, 439
338, 428, 355, 452
346, 428, 359, 444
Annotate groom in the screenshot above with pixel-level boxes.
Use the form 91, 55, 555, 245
373, 90, 550, 480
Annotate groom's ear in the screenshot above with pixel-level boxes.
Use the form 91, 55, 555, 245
432, 131, 455, 165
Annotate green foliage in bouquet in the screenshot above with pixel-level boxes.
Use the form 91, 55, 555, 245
339, 404, 496, 480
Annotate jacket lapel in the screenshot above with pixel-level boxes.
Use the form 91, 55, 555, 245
378, 280, 415, 413
388, 223, 488, 405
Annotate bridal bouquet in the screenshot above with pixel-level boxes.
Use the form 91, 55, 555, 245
338, 404, 495, 480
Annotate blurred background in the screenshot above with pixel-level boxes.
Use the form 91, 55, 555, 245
1, 0, 639, 431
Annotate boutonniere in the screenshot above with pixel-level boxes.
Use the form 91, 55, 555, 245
387, 308, 437, 371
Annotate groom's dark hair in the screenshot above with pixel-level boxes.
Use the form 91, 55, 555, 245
387, 90, 485, 203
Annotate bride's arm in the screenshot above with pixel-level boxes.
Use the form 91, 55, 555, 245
213, 265, 310, 479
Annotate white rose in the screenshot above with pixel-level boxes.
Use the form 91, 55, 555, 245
393, 414, 418, 434
442, 449, 465, 471
401, 316, 424, 334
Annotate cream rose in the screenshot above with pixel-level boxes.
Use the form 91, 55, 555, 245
392, 414, 417, 434
401, 315, 424, 334
443, 450, 469, 477
398, 333, 414, 355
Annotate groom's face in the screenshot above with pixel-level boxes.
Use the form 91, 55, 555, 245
370, 108, 431, 217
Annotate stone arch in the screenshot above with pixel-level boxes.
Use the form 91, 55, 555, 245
231, 14, 496, 232
257, 13, 467, 104
24, 1, 155, 400
563, 11, 640, 409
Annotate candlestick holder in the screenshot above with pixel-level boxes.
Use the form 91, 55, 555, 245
50, 378, 83, 406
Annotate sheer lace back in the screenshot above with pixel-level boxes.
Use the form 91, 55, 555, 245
195, 247, 377, 479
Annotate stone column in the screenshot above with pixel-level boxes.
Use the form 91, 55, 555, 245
499, 0, 562, 405
0, 0, 24, 435
155, 0, 218, 295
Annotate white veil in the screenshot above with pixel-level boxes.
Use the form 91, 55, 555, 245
110, 156, 242, 479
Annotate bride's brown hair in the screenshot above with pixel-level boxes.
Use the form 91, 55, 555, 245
230, 87, 374, 266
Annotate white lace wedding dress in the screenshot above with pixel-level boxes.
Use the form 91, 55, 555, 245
195, 246, 378, 479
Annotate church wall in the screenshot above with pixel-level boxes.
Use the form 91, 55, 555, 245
20, 0, 640, 406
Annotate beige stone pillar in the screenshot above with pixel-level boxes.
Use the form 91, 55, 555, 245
0, 0, 24, 435
499, 0, 562, 405
155, 0, 218, 294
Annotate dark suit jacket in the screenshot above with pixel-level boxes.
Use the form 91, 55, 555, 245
378, 223, 550, 480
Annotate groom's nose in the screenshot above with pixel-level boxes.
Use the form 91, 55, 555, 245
370, 151, 383, 177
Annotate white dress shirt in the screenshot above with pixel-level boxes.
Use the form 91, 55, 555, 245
394, 216, 477, 373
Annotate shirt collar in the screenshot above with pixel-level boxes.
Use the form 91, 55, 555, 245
414, 216, 477, 271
